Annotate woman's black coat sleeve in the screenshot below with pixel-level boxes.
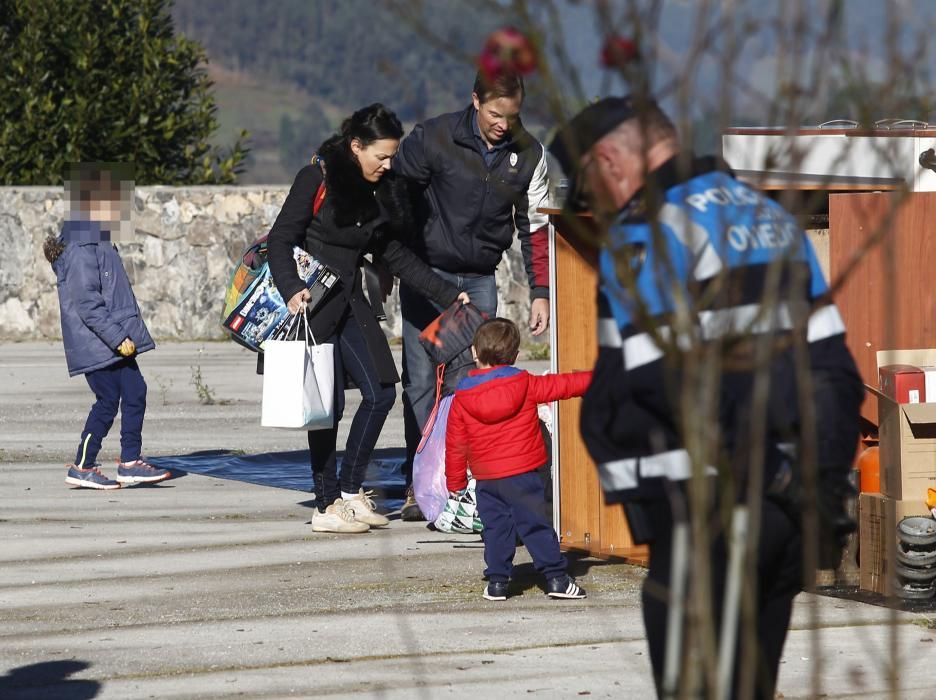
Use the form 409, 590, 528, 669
376, 236, 460, 307
267, 165, 323, 303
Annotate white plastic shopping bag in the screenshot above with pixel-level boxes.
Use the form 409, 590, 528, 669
434, 476, 483, 534
412, 394, 453, 522
261, 313, 334, 430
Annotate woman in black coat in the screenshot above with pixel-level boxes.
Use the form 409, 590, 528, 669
267, 103, 468, 533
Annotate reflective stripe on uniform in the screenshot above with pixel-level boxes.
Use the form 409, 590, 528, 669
598, 317, 623, 348
598, 448, 717, 492
623, 330, 666, 370
807, 304, 846, 342
622, 301, 801, 370
698, 302, 793, 339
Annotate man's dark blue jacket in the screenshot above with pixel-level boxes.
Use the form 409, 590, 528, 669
393, 105, 551, 301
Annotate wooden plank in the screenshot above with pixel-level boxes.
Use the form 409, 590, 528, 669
598, 495, 648, 561
724, 127, 936, 137
734, 171, 903, 191
742, 182, 902, 192
554, 233, 601, 549
552, 217, 647, 561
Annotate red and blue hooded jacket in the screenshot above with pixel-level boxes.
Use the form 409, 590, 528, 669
445, 365, 592, 491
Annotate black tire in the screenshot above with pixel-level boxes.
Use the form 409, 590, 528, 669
895, 580, 936, 599
895, 561, 936, 582
897, 517, 936, 547
896, 543, 936, 567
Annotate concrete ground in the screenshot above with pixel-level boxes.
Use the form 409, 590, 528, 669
1, 341, 935, 699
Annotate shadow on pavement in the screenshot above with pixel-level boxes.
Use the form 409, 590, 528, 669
0, 660, 99, 699
508, 552, 624, 596
818, 585, 936, 612
149, 447, 408, 511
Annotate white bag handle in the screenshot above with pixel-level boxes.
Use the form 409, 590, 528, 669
284, 309, 318, 347
284, 311, 304, 341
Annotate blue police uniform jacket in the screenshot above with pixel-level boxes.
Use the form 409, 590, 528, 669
580, 156, 864, 503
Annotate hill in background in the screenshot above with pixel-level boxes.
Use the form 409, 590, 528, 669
172, 0, 502, 183
173, 0, 936, 184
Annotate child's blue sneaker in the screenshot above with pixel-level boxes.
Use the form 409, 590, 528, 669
116, 459, 171, 485
482, 580, 509, 601
546, 574, 587, 599
65, 465, 121, 490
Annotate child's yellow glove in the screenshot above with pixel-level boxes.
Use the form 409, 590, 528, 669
117, 338, 136, 357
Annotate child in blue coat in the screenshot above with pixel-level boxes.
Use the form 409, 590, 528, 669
43, 164, 170, 489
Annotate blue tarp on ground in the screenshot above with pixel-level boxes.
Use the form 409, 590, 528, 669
149, 447, 407, 510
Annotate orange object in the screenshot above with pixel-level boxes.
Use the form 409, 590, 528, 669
857, 445, 880, 493
927, 488, 936, 510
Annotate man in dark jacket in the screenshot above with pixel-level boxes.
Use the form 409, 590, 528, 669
393, 70, 551, 519
548, 97, 864, 698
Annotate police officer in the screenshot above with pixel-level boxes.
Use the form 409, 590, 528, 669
548, 97, 863, 698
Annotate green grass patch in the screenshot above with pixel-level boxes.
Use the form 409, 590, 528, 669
523, 342, 550, 361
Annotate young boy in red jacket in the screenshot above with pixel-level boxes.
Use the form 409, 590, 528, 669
446, 318, 593, 601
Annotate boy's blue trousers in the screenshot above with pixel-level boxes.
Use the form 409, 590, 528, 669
475, 470, 567, 583
75, 358, 147, 466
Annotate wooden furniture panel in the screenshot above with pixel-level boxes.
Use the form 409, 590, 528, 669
548, 211, 648, 563
554, 234, 601, 550
829, 192, 936, 426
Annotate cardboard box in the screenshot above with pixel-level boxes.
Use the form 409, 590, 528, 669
874, 350, 936, 500
879, 364, 925, 404
858, 492, 931, 595
878, 398, 936, 499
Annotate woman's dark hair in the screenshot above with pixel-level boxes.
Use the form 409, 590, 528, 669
340, 103, 404, 147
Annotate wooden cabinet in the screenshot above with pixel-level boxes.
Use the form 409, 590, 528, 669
829, 192, 936, 426
544, 208, 648, 563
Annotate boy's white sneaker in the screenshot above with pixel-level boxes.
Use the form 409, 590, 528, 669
310, 500, 370, 533
343, 489, 390, 527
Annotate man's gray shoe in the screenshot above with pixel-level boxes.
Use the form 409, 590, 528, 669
401, 486, 426, 521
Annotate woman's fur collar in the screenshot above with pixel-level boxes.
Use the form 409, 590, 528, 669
318, 136, 416, 236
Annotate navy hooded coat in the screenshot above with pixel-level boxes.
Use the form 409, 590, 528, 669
50, 221, 155, 377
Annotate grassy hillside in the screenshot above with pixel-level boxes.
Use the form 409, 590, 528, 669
173, 0, 503, 183
207, 64, 337, 183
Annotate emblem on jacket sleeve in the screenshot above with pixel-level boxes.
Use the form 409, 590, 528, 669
509, 152, 518, 167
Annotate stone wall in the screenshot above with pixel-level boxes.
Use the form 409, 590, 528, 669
0, 186, 536, 342
806, 228, 830, 281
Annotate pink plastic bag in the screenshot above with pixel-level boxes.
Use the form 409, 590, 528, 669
412, 394, 454, 522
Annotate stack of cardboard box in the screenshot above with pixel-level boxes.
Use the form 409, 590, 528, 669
859, 350, 936, 596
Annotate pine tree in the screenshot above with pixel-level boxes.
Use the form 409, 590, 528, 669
0, 0, 249, 185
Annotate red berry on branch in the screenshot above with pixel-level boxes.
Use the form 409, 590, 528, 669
478, 26, 538, 79
478, 52, 504, 84
601, 35, 638, 68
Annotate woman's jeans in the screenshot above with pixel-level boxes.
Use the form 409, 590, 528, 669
308, 313, 396, 509
400, 270, 498, 485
